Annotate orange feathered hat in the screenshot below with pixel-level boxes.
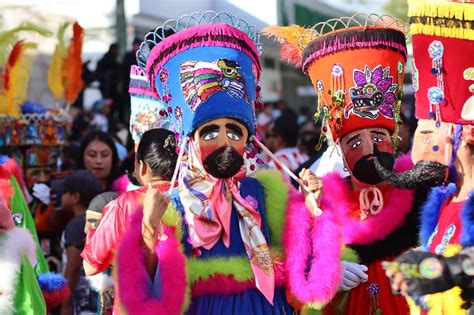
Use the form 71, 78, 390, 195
264, 16, 408, 142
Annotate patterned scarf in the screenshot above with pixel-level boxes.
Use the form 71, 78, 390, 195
177, 141, 275, 303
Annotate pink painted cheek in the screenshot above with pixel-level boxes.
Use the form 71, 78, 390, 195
345, 152, 363, 170
235, 144, 245, 156
198, 143, 221, 161
341, 144, 363, 170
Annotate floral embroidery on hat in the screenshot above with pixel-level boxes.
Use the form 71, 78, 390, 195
180, 59, 250, 112
345, 65, 398, 120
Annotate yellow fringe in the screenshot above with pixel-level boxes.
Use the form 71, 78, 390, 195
410, 23, 474, 40
408, 244, 467, 315
408, 0, 474, 20
408, 0, 474, 40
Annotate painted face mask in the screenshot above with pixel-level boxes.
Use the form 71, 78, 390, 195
339, 127, 394, 185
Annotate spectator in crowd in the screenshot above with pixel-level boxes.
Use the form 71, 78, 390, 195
90, 99, 113, 132
60, 170, 103, 315
83, 191, 119, 315
82, 128, 178, 313
68, 107, 91, 146
272, 99, 287, 119
119, 38, 142, 125
256, 102, 274, 135
265, 113, 309, 173
297, 105, 312, 125
96, 43, 120, 121
78, 131, 121, 191
298, 120, 321, 158
84, 191, 119, 235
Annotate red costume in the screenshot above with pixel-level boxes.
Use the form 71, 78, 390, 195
265, 14, 427, 314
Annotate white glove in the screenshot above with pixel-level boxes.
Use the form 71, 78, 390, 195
340, 261, 368, 291
32, 183, 51, 205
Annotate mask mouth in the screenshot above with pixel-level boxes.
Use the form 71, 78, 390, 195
373, 144, 448, 189
351, 148, 395, 185
203, 146, 244, 179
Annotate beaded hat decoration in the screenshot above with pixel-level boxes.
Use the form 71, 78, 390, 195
0, 102, 66, 168
136, 11, 263, 138
129, 65, 174, 144
264, 14, 408, 148
408, 0, 474, 124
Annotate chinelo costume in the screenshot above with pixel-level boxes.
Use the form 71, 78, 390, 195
0, 195, 46, 315
0, 24, 74, 311
378, 1, 474, 314
265, 15, 429, 314
114, 11, 323, 315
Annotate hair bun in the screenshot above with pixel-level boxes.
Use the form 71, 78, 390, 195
163, 134, 177, 153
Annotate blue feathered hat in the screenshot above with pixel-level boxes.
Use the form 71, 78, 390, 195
137, 12, 263, 138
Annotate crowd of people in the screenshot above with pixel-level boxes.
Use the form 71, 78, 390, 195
0, 0, 473, 314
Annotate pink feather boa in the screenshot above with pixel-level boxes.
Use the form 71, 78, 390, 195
117, 210, 187, 315
283, 186, 343, 305
282, 154, 414, 305
325, 154, 414, 245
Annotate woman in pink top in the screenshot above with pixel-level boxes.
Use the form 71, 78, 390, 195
81, 128, 177, 312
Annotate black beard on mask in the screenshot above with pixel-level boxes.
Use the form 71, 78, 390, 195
203, 146, 244, 179
352, 152, 395, 185
373, 144, 447, 189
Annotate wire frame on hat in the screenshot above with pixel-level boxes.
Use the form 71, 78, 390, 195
136, 11, 263, 73
297, 14, 409, 51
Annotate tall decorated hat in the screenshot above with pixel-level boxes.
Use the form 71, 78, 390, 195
129, 65, 174, 144
137, 12, 262, 139
0, 22, 82, 183
264, 15, 408, 144
408, 0, 474, 124
0, 40, 67, 175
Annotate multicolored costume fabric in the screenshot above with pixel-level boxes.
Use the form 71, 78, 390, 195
115, 11, 316, 314
265, 15, 426, 314
406, 1, 474, 313
0, 197, 46, 315
0, 161, 50, 275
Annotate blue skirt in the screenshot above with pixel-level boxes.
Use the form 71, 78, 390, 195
186, 288, 292, 315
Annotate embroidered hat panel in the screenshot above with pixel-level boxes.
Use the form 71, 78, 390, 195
137, 13, 262, 138
408, 0, 474, 124
304, 26, 407, 141
129, 65, 174, 144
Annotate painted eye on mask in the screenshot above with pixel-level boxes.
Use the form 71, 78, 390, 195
350, 139, 362, 149
203, 132, 220, 141
371, 133, 386, 143
226, 131, 241, 141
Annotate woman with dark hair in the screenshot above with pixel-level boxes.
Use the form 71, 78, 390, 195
78, 131, 121, 191
80, 128, 178, 313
